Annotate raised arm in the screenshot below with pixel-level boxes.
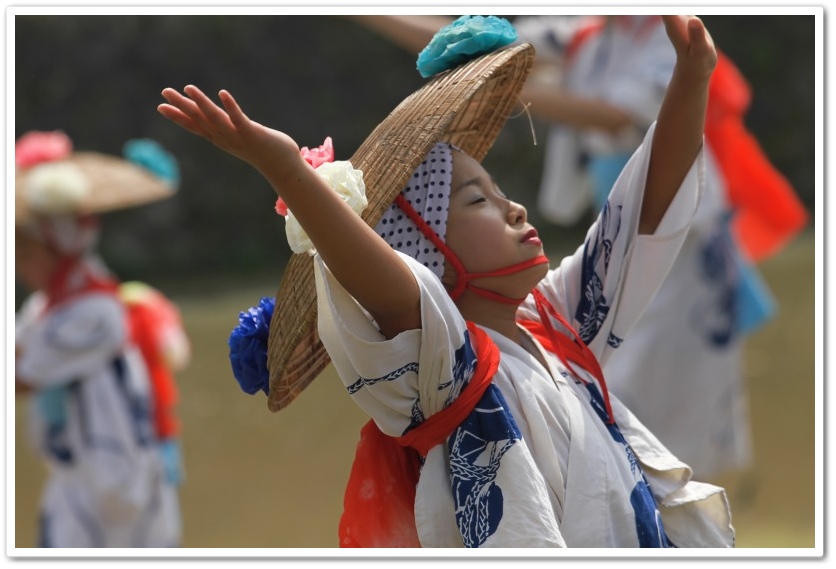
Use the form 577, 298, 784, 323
346, 15, 454, 55
157, 86, 420, 338
641, 15, 717, 234
520, 82, 635, 134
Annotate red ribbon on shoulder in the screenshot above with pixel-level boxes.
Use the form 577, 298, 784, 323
521, 289, 615, 425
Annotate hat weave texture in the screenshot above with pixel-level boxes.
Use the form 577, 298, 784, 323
267, 43, 535, 412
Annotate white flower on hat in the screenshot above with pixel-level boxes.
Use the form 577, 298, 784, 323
285, 160, 367, 255
24, 161, 90, 215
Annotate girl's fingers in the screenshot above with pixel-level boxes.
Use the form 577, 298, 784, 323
689, 17, 715, 55
161, 87, 208, 127
183, 85, 236, 132
218, 90, 250, 130
157, 103, 210, 138
661, 15, 688, 49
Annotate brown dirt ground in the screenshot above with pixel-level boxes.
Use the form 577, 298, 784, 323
13, 230, 818, 550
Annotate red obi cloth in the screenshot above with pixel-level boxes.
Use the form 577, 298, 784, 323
338, 322, 500, 548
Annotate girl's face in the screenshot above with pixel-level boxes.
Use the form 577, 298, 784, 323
443, 150, 548, 296
15, 229, 58, 292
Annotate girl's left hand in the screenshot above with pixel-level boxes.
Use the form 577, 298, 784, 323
662, 15, 717, 81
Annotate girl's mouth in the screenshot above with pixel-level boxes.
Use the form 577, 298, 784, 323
521, 229, 541, 246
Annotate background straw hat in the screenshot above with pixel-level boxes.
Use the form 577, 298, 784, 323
15, 147, 176, 225
266, 42, 535, 412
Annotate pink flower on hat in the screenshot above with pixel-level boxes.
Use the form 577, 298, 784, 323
15, 130, 73, 168
275, 137, 335, 216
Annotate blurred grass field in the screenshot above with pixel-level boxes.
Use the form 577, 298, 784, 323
13, 229, 818, 550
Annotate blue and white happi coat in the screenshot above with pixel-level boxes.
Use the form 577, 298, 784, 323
16, 291, 181, 548
315, 124, 734, 548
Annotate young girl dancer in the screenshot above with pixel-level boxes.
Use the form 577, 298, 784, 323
158, 15, 733, 547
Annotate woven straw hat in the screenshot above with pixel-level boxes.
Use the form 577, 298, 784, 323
15, 149, 176, 225
266, 42, 535, 412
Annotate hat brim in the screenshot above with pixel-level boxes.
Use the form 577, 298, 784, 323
16, 152, 175, 225
266, 42, 535, 412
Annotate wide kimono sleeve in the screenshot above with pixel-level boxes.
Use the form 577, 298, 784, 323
518, 121, 704, 368
314, 251, 474, 437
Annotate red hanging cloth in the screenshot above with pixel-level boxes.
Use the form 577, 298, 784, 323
705, 51, 808, 262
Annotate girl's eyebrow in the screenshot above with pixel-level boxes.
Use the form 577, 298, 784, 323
453, 177, 483, 194
453, 175, 498, 194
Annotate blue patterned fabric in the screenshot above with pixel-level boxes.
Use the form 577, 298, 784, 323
695, 216, 775, 346
576, 200, 622, 344
448, 384, 521, 547
583, 382, 674, 548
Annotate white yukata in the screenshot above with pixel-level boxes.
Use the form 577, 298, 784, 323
16, 290, 181, 548
315, 125, 734, 547
516, 15, 760, 479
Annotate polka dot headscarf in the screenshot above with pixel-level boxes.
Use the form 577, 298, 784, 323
374, 142, 453, 280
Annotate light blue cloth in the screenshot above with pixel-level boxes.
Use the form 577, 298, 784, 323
158, 439, 185, 486
589, 153, 632, 211
35, 385, 69, 428
734, 249, 776, 335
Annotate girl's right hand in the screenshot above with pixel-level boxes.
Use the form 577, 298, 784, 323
158, 85, 304, 183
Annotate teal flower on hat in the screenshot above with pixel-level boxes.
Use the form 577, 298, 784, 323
123, 138, 180, 186
416, 15, 518, 78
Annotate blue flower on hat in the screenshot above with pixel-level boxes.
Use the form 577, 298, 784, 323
123, 138, 180, 186
416, 15, 518, 78
228, 296, 275, 396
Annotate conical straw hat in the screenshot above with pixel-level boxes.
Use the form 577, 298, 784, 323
267, 42, 535, 412
16, 151, 175, 225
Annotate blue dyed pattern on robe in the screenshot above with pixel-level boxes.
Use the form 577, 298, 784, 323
576, 201, 622, 344
448, 384, 521, 547
583, 381, 674, 547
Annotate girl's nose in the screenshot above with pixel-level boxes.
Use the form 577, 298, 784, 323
508, 200, 527, 226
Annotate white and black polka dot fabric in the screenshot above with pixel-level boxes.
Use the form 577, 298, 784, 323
373, 142, 453, 280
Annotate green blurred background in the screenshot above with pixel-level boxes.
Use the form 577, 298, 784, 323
12, 13, 819, 550
14, 14, 815, 286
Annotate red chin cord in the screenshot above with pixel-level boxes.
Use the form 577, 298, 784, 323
393, 195, 549, 305
393, 195, 615, 424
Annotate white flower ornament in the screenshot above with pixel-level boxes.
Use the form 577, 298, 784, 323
284, 160, 367, 255
24, 161, 91, 216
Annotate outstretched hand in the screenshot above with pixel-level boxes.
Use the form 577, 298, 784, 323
662, 15, 717, 81
158, 86, 302, 180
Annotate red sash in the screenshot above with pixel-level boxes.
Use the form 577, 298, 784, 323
705, 51, 808, 262
123, 294, 181, 439
338, 322, 500, 548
